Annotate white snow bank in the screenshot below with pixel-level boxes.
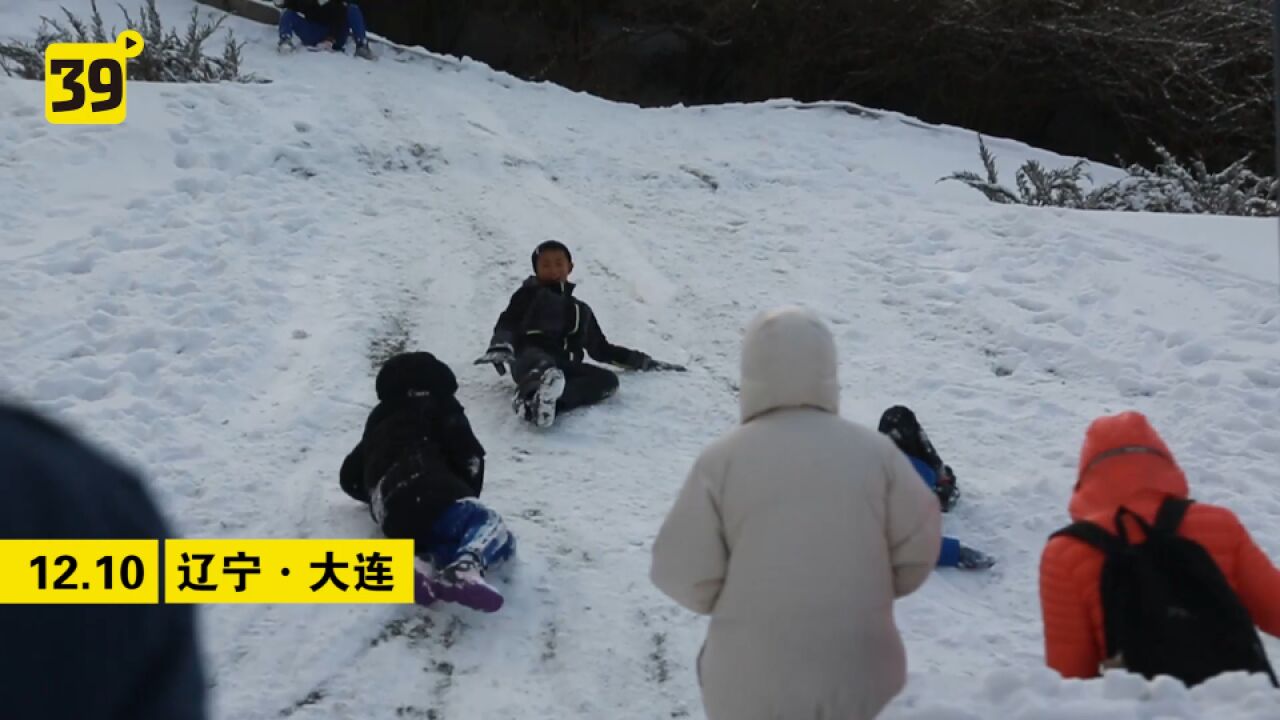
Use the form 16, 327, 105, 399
888, 667, 1280, 720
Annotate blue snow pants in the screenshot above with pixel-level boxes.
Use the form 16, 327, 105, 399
909, 455, 964, 567
279, 5, 367, 50
421, 498, 516, 571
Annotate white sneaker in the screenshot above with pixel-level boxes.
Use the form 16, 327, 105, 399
532, 368, 565, 428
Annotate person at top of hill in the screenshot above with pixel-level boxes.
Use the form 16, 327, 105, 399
273, 0, 373, 59
650, 306, 941, 720
1040, 411, 1280, 685
878, 405, 995, 570
340, 351, 515, 612
474, 240, 686, 428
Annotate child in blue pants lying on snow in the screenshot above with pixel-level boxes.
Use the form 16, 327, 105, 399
879, 405, 996, 570
340, 352, 516, 611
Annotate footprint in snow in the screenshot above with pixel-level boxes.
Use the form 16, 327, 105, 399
1176, 342, 1215, 366
174, 150, 197, 170
1250, 435, 1280, 454
1010, 297, 1051, 313
1243, 369, 1280, 389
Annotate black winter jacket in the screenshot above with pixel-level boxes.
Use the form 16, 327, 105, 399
279, 0, 348, 40
339, 353, 485, 518
489, 277, 647, 369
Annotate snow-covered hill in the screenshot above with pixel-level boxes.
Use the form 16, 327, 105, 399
3, 1, 1279, 718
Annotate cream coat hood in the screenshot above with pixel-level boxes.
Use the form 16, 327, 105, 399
739, 306, 839, 423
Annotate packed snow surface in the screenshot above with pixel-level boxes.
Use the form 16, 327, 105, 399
2, 1, 1279, 717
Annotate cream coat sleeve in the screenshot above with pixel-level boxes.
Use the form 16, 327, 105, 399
883, 444, 943, 597
650, 456, 729, 615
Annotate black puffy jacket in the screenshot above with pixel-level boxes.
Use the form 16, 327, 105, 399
339, 353, 485, 520
489, 277, 647, 368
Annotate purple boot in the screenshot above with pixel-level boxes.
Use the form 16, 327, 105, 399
431, 553, 504, 613
413, 566, 438, 607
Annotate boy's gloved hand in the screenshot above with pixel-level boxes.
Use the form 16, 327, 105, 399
474, 344, 514, 375
634, 353, 686, 372
956, 545, 996, 570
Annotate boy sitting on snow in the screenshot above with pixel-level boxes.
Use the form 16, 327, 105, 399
475, 240, 685, 428
273, 0, 373, 59
340, 351, 515, 612
879, 405, 996, 570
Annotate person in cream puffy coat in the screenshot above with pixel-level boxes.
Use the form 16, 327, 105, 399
650, 305, 942, 720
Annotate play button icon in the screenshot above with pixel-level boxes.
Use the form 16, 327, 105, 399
117, 29, 145, 58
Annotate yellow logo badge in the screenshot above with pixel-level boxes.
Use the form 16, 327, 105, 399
45, 29, 144, 125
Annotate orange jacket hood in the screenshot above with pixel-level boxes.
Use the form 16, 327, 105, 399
1068, 411, 1189, 522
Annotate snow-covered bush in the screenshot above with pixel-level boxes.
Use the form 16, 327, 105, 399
0, 0, 260, 84
944, 136, 1279, 217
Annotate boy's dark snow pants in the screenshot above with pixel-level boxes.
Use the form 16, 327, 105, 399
512, 347, 619, 414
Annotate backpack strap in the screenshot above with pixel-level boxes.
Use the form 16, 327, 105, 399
1051, 499, 1192, 552
1153, 496, 1193, 535
1050, 521, 1124, 555
1112, 506, 1152, 544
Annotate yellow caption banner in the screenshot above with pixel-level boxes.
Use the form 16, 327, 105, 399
0, 540, 414, 604
164, 539, 414, 604
0, 540, 159, 604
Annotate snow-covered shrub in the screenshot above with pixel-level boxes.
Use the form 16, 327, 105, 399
0, 0, 260, 84
944, 136, 1279, 217
1099, 145, 1279, 217
943, 136, 1093, 208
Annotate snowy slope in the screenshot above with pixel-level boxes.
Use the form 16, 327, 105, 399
4, 1, 1280, 718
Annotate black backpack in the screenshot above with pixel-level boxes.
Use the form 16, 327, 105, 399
1051, 497, 1277, 687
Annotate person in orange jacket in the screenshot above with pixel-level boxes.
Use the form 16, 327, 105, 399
1039, 411, 1280, 680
